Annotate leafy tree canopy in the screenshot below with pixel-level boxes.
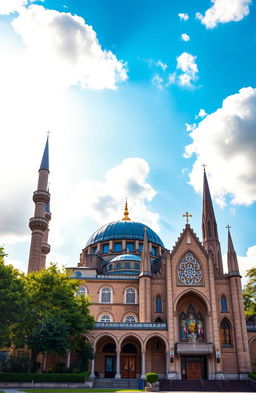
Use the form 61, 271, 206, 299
0, 248, 29, 348
243, 266, 256, 319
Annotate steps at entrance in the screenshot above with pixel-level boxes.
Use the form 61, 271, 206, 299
159, 379, 256, 392
94, 378, 138, 389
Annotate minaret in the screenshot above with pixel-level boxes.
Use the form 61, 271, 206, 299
139, 229, 152, 322
227, 227, 251, 374
202, 168, 223, 277
41, 200, 51, 270
27, 137, 50, 274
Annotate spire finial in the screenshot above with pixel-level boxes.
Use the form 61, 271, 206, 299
202, 163, 207, 171
183, 211, 192, 224
122, 198, 131, 221
226, 224, 231, 231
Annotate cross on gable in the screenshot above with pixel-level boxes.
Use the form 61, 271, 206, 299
225, 225, 231, 230
183, 211, 192, 224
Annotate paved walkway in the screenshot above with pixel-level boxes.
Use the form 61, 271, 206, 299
0, 389, 253, 393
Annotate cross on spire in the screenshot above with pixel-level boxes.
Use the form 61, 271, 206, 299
202, 163, 207, 171
226, 225, 231, 230
183, 211, 192, 224
47, 130, 51, 138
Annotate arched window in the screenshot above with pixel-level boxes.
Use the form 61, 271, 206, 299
221, 295, 228, 312
125, 288, 136, 304
100, 314, 112, 323
101, 287, 112, 303
155, 317, 164, 323
125, 315, 136, 323
76, 286, 87, 296
220, 319, 231, 346
156, 295, 162, 312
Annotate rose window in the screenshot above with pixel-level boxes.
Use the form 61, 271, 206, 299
178, 252, 202, 285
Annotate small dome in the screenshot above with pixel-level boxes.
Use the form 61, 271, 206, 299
86, 220, 164, 247
110, 254, 141, 262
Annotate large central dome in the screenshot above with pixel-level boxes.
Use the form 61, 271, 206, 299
86, 220, 164, 247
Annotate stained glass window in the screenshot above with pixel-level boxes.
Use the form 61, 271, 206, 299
125, 315, 136, 323
100, 314, 111, 323
221, 295, 228, 312
177, 252, 202, 286
220, 319, 231, 345
156, 296, 162, 312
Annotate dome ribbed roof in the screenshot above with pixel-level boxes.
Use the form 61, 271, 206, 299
86, 221, 164, 247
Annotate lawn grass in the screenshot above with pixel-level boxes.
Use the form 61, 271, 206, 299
21, 389, 142, 392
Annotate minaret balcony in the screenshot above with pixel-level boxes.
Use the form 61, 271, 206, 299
33, 190, 50, 204
29, 217, 48, 231
42, 242, 51, 255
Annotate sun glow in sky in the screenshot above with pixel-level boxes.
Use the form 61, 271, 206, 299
1, 0, 256, 281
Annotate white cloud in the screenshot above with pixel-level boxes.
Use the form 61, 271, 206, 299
0, 0, 29, 15
185, 87, 256, 206
181, 33, 190, 42
197, 108, 207, 118
11, 5, 127, 91
152, 74, 164, 90
176, 52, 198, 87
156, 60, 167, 71
196, 0, 252, 28
178, 13, 189, 21
66, 158, 160, 232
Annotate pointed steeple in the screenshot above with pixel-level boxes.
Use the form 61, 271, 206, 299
202, 168, 223, 277
121, 199, 131, 221
40, 137, 49, 172
140, 228, 151, 275
227, 226, 240, 275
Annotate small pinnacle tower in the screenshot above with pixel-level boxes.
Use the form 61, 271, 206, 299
227, 227, 251, 373
27, 137, 51, 274
202, 168, 223, 277
139, 229, 152, 322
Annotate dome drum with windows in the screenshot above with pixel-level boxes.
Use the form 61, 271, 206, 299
79, 201, 165, 275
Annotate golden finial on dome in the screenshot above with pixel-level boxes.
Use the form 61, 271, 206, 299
122, 198, 131, 221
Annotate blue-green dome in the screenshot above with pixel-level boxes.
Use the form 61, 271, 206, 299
110, 254, 141, 262
86, 221, 164, 247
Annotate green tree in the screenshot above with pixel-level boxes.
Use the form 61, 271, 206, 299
243, 267, 256, 319
25, 264, 95, 370
0, 248, 29, 348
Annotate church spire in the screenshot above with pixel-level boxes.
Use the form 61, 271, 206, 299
28, 137, 51, 274
227, 226, 240, 275
121, 199, 131, 221
202, 168, 223, 277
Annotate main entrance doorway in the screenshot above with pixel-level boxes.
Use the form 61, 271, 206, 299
121, 356, 136, 378
105, 356, 116, 378
181, 356, 207, 380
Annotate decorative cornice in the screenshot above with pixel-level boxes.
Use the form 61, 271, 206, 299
29, 216, 48, 231
33, 190, 50, 204
41, 242, 51, 255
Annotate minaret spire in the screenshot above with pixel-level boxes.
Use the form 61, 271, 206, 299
28, 137, 51, 274
121, 199, 131, 221
202, 168, 223, 277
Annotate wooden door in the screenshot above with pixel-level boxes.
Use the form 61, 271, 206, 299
187, 362, 201, 380
121, 356, 136, 378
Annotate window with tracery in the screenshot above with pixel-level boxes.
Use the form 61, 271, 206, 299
101, 287, 112, 303
177, 252, 202, 286
179, 306, 205, 341
220, 319, 231, 345
100, 314, 111, 323
125, 315, 136, 323
126, 288, 136, 304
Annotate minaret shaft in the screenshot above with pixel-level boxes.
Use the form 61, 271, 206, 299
139, 230, 152, 322
28, 138, 51, 274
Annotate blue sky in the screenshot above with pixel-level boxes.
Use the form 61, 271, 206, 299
0, 0, 256, 281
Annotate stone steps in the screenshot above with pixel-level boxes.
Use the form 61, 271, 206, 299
94, 378, 138, 389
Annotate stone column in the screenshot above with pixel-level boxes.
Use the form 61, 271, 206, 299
165, 351, 169, 379
115, 349, 121, 379
66, 350, 71, 368
141, 350, 146, 379
89, 358, 95, 379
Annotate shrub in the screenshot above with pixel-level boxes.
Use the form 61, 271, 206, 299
0, 373, 89, 382
249, 373, 256, 381
146, 372, 158, 385
1, 355, 30, 373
